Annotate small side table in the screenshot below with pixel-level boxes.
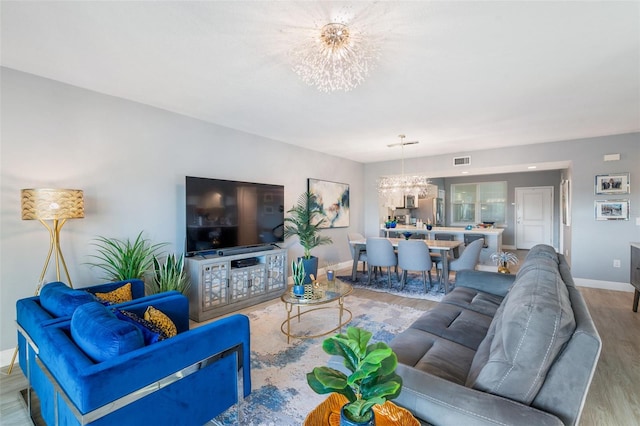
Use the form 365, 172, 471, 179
303, 393, 420, 426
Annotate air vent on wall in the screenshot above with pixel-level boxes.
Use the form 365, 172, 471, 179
453, 156, 471, 166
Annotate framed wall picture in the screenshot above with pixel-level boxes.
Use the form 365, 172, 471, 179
595, 173, 630, 195
595, 199, 629, 221
308, 178, 350, 228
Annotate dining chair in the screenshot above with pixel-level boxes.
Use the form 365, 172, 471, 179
348, 232, 367, 280
365, 237, 398, 288
436, 238, 484, 284
397, 240, 433, 292
464, 233, 488, 248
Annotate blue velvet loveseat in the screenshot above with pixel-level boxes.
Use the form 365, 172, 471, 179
16, 281, 251, 425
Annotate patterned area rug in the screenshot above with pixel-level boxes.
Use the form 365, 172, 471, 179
211, 296, 426, 425
337, 271, 447, 302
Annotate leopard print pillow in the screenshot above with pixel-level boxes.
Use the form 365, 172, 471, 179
144, 306, 177, 338
95, 282, 133, 304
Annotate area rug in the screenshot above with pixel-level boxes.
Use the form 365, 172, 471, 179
337, 271, 449, 302
211, 296, 426, 425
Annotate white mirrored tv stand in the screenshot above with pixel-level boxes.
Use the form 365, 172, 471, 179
186, 245, 287, 322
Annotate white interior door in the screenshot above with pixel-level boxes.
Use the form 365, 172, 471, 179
515, 187, 553, 249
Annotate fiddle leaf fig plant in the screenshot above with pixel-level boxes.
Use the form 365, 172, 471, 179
307, 327, 403, 423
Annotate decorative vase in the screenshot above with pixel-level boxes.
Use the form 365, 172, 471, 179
426, 224, 433, 231
340, 405, 375, 426
293, 284, 305, 296
498, 261, 510, 274
402, 232, 412, 240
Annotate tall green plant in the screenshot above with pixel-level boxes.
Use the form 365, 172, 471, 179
283, 192, 332, 259
151, 253, 190, 295
87, 231, 166, 281
307, 327, 402, 423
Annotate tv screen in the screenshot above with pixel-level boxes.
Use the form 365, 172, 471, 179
185, 176, 285, 255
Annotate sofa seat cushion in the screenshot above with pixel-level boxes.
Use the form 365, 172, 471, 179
467, 260, 576, 405
71, 302, 144, 362
40, 282, 98, 317
408, 303, 493, 350
390, 328, 476, 385
441, 287, 504, 317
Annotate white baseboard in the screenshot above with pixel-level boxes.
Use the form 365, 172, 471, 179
573, 278, 635, 293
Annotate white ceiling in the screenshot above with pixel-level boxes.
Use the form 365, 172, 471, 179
2, 1, 639, 164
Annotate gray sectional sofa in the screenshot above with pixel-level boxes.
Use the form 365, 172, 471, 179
390, 244, 601, 426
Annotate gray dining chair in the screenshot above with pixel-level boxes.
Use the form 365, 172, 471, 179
436, 238, 484, 284
348, 232, 367, 280
435, 233, 460, 258
365, 237, 398, 288
397, 240, 434, 292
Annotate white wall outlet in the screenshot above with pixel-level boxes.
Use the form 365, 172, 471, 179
613, 259, 621, 268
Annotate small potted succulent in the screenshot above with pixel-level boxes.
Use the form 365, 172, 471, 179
307, 327, 403, 425
490, 251, 519, 274
292, 258, 306, 297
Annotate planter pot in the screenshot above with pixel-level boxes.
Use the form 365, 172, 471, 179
340, 405, 375, 426
498, 261, 511, 274
300, 256, 318, 284
293, 284, 305, 296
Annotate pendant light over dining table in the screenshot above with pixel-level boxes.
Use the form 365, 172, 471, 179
377, 135, 434, 200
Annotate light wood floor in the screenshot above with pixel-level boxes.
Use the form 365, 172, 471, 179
2, 277, 638, 425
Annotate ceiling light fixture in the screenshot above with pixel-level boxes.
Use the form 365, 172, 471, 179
289, 21, 380, 92
377, 135, 435, 199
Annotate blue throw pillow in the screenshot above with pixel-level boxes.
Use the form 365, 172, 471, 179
114, 309, 166, 345
71, 302, 144, 362
40, 281, 97, 317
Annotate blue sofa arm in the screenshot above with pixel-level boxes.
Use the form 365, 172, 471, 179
36, 298, 251, 426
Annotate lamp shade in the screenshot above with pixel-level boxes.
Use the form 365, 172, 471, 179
21, 188, 84, 220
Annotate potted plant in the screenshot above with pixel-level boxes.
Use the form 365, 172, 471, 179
307, 327, 403, 426
490, 251, 519, 274
291, 258, 306, 297
150, 253, 190, 295
88, 231, 167, 281
284, 192, 333, 283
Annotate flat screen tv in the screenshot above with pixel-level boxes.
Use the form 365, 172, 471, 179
185, 176, 285, 255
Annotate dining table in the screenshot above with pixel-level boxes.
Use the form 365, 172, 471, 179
349, 237, 464, 294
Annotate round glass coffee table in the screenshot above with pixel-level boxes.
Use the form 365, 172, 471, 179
280, 279, 353, 343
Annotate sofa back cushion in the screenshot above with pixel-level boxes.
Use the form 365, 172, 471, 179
71, 302, 144, 362
40, 281, 97, 317
466, 255, 576, 404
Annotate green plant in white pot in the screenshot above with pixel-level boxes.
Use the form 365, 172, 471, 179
284, 192, 332, 283
88, 231, 166, 281
150, 253, 190, 295
307, 327, 403, 425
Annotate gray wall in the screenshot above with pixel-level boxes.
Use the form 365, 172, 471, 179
443, 170, 563, 247
364, 133, 640, 285
0, 68, 365, 352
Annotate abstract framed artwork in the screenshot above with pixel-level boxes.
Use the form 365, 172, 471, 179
595, 173, 630, 195
308, 178, 350, 228
595, 199, 629, 221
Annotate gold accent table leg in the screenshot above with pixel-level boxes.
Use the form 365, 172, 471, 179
285, 303, 293, 344
338, 297, 344, 334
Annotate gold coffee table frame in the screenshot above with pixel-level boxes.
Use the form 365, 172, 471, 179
280, 279, 353, 343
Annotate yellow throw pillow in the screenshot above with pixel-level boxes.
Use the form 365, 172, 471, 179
144, 306, 177, 338
95, 282, 133, 304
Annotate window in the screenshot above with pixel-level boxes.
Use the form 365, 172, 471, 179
451, 181, 507, 225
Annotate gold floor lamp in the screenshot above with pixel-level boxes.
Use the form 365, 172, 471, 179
7, 188, 84, 374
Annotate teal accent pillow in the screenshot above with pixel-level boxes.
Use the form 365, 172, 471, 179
114, 309, 166, 345
40, 281, 97, 317
71, 302, 144, 362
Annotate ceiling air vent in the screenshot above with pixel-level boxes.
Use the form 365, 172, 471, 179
453, 156, 471, 166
